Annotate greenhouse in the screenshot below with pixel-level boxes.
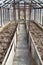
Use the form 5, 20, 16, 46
0, 0, 43, 65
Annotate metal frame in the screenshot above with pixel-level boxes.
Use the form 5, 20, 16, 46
0, 0, 43, 26
0, 0, 43, 10
31, 0, 43, 9
0, 0, 43, 9
1, 0, 43, 23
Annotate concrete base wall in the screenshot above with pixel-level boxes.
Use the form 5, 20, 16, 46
29, 32, 43, 65
2, 32, 17, 65
5, 41, 14, 65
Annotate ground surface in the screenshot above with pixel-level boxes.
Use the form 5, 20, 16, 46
13, 22, 36, 65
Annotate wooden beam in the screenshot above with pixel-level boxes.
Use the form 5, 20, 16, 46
18, 2, 20, 20
24, 3, 26, 21
13, 0, 16, 21
1, 7, 2, 26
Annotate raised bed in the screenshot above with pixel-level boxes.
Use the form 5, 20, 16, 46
0, 22, 17, 65
29, 22, 43, 65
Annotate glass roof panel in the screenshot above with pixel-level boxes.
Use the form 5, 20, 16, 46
39, 0, 43, 2
0, 0, 3, 6
15, 0, 31, 3
19, 1, 24, 3
35, 0, 39, 2
0, 0, 31, 7
0, 0, 43, 8
32, 0, 43, 3
32, 0, 43, 8
36, 3, 41, 7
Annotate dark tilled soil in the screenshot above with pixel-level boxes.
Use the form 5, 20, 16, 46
0, 22, 17, 63
29, 22, 43, 61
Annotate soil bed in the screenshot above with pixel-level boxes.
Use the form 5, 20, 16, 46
29, 22, 43, 61
0, 22, 17, 63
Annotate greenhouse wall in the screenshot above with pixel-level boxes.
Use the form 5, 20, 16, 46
34, 9, 43, 25
1, 8, 10, 25
0, 8, 1, 26
41, 9, 43, 25
31, 9, 34, 20
10, 6, 14, 21
26, 8, 29, 20
16, 9, 18, 21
